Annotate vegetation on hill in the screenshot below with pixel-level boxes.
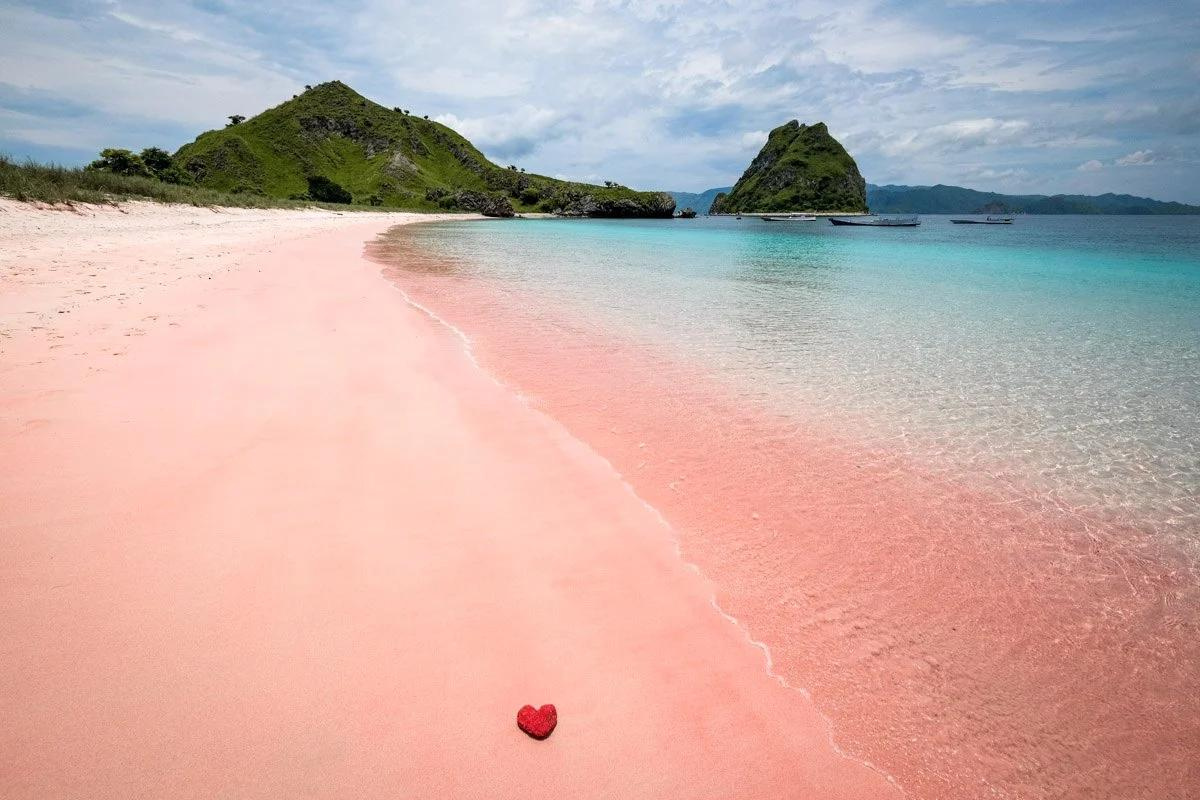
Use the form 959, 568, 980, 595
709, 121, 867, 214
173, 81, 675, 217
867, 183, 1200, 214
0, 154, 361, 209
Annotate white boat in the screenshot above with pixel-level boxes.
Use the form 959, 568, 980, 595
761, 214, 817, 222
830, 215, 920, 227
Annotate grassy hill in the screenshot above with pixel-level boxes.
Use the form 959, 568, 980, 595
867, 183, 1200, 214
709, 121, 867, 214
174, 81, 674, 217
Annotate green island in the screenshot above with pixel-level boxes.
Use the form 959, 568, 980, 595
708, 120, 868, 215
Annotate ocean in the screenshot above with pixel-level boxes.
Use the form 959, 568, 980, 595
367, 214, 1200, 799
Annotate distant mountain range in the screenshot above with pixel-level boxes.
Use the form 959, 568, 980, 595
671, 182, 1199, 215
866, 184, 1200, 215
666, 187, 731, 215
172, 81, 674, 217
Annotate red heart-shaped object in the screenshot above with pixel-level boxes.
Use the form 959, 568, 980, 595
516, 703, 557, 740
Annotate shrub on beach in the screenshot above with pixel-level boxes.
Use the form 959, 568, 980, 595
305, 175, 352, 204
87, 148, 153, 178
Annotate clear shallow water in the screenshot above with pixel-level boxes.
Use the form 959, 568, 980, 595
401, 216, 1200, 537
369, 215, 1200, 799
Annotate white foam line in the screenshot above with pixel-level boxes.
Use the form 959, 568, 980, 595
383, 271, 908, 798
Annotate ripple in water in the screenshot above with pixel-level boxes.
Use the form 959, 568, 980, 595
367, 216, 1200, 799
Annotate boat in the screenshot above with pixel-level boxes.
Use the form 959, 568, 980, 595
829, 215, 920, 227
950, 216, 1014, 225
761, 214, 816, 222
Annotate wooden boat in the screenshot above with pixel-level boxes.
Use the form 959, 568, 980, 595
761, 214, 816, 222
829, 215, 920, 227
951, 216, 1013, 225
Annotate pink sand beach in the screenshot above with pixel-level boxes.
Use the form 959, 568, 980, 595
0, 201, 899, 799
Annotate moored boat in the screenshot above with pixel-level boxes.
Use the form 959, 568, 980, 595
830, 215, 920, 227
761, 214, 817, 222
951, 215, 1014, 225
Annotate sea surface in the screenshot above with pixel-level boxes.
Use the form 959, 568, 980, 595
367, 215, 1200, 799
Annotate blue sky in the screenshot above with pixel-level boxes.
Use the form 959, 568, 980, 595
2, 0, 1198, 201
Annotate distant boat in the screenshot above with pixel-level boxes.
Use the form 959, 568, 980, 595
830, 215, 920, 227
761, 214, 816, 222
950, 216, 1014, 225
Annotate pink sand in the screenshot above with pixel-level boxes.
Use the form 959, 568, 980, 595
0, 201, 898, 799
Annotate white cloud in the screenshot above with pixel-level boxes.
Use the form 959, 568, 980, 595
740, 130, 768, 149
882, 118, 1031, 157
1115, 149, 1156, 166
1077, 159, 1104, 172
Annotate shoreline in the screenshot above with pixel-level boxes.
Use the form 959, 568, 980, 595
0, 201, 899, 798
369, 219, 1200, 800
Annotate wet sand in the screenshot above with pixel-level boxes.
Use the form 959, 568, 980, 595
0, 200, 898, 799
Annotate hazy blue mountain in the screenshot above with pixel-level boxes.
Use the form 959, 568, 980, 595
667, 186, 733, 214
867, 184, 1200, 215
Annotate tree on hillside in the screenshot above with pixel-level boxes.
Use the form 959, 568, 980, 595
226, 115, 246, 127
139, 147, 172, 175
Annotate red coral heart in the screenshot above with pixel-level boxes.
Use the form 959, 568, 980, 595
516, 703, 557, 740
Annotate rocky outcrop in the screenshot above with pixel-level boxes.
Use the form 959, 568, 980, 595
710, 121, 867, 214
452, 190, 514, 217
553, 190, 675, 218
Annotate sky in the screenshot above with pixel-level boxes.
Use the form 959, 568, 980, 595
1, 0, 1198, 202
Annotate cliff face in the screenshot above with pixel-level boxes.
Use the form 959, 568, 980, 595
174, 81, 674, 217
710, 121, 867, 213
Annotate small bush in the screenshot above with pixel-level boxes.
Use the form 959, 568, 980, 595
306, 175, 352, 204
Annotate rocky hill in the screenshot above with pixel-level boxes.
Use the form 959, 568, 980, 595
709, 121, 867, 214
867, 183, 1200, 214
173, 81, 674, 217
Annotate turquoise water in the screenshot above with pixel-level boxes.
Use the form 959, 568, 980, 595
377, 214, 1200, 799
406, 215, 1200, 539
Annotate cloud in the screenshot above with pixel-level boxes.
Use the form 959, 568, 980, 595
1077, 159, 1104, 172
434, 107, 575, 160
1115, 149, 1156, 166
882, 118, 1031, 157
0, 0, 1198, 201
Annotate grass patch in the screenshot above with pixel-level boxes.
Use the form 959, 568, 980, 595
0, 154, 388, 211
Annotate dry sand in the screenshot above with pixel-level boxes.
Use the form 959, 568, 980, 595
0, 199, 901, 799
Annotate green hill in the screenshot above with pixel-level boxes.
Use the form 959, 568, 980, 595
174, 81, 674, 217
867, 184, 1200, 214
709, 121, 867, 214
